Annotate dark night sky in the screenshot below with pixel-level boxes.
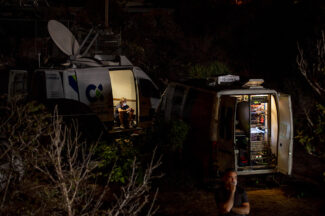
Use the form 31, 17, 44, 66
1, 0, 324, 95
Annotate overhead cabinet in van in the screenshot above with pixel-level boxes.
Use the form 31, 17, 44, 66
160, 77, 293, 177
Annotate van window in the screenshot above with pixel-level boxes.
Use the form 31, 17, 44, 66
219, 105, 234, 140
171, 86, 185, 119
183, 89, 198, 121
31, 71, 46, 100
138, 78, 160, 98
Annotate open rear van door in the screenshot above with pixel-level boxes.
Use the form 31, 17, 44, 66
277, 93, 293, 175
217, 95, 236, 172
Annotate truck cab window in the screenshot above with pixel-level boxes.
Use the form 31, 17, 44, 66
183, 89, 197, 121
138, 78, 160, 98
219, 97, 235, 140
171, 86, 185, 119
219, 107, 234, 140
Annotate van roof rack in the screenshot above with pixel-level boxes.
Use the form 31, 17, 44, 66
207, 75, 240, 86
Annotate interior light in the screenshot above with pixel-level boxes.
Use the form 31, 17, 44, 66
252, 95, 268, 97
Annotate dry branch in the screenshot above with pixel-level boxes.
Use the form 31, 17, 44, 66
0, 97, 162, 216
297, 32, 325, 97
109, 147, 162, 216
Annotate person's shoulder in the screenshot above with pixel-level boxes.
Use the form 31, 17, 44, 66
236, 185, 249, 203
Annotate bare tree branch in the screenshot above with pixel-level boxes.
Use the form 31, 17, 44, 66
0, 96, 162, 216
302, 106, 314, 128
110, 147, 162, 216
297, 34, 325, 97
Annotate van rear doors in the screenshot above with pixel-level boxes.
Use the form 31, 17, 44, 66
277, 93, 293, 175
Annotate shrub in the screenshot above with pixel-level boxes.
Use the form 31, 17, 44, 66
189, 60, 231, 79
97, 137, 138, 183
0, 95, 161, 216
295, 104, 325, 156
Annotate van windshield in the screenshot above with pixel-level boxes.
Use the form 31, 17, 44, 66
138, 78, 160, 98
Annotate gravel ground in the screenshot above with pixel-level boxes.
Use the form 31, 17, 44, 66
155, 182, 325, 216
155, 144, 325, 216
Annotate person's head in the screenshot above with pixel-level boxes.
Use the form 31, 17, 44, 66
222, 168, 237, 187
120, 97, 127, 106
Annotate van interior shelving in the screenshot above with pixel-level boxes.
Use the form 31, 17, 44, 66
234, 94, 276, 171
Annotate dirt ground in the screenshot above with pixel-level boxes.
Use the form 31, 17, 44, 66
155, 144, 325, 216
155, 185, 325, 216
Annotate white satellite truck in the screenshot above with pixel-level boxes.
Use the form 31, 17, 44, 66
160, 75, 293, 177
8, 20, 161, 132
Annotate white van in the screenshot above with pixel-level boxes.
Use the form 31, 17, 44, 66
8, 60, 161, 132
160, 76, 293, 177
8, 20, 161, 132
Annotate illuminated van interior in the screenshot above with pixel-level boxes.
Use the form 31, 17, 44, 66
109, 69, 137, 125
234, 94, 278, 171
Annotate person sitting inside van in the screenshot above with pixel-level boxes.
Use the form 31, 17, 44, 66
115, 97, 134, 129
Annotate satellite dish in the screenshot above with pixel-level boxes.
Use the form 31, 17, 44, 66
48, 20, 80, 57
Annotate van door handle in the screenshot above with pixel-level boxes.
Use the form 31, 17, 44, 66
280, 143, 282, 147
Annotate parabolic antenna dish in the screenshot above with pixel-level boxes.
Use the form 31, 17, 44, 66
48, 20, 80, 56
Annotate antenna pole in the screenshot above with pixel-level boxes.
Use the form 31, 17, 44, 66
105, 0, 109, 28
81, 32, 100, 57
76, 28, 94, 56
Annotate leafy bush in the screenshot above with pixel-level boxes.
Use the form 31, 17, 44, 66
147, 117, 190, 154
295, 104, 325, 156
97, 137, 138, 183
189, 60, 231, 79
167, 120, 190, 153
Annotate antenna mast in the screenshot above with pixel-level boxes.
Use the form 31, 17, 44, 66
105, 0, 109, 29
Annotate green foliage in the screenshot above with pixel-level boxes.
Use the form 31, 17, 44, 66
295, 104, 325, 155
97, 137, 137, 183
296, 130, 315, 154
145, 116, 190, 154
314, 104, 325, 142
188, 60, 231, 79
296, 192, 305, 199
167, 120, 190, 153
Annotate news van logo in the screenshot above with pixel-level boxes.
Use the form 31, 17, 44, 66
86, 84, 104, 102
68, 75, 79, 93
